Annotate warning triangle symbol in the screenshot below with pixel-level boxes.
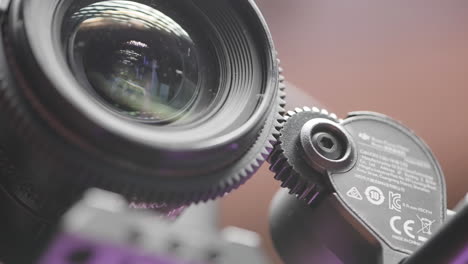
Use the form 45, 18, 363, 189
346, 187, 363, 200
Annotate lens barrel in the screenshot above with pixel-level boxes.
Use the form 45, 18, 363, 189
0, 0, 283, 218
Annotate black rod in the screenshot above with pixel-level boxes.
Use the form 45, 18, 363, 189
404, 205, 468, 264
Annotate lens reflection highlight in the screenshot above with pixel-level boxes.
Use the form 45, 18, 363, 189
68, 0, 200, 122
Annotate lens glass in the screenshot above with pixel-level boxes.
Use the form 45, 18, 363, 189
63, 0, 217, 123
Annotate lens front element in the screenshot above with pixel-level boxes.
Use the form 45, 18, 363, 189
66, 1, 203, 123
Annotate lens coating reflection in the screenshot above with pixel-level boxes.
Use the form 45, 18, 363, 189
66, 0, 205, 123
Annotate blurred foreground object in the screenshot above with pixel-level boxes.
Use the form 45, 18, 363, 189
36, 189, 270, 264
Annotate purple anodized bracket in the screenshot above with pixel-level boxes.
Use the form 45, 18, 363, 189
38, 233, 202, 264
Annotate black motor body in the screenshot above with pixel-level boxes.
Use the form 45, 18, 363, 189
269, 108, 447, 264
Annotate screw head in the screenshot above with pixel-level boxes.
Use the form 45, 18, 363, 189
312, 132, 344, 160
300, 118, 357, 173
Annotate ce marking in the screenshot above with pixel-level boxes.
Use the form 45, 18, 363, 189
390, 216, 415, 239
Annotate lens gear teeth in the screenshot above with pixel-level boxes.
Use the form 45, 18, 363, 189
89, 63, 287, 209
127, 61, 286, 207
164, 64, 287, 205
268, 106, 340, 205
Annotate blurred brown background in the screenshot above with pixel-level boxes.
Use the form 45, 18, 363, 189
220, 1, 468, 263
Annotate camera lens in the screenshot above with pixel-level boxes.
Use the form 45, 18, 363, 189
64, 1, 218, 124
1, 0, 283, 221
0, 0, 285, 259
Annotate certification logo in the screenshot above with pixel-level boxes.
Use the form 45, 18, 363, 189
365, 186, 385, 206
347, 187, 363, 200
389, 192, 402, 212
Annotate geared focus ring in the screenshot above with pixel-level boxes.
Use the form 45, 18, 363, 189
0, 46, 285, 214
0, 0, 287, 214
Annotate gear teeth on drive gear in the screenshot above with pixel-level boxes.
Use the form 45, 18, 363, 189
268, 106, 339, 205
